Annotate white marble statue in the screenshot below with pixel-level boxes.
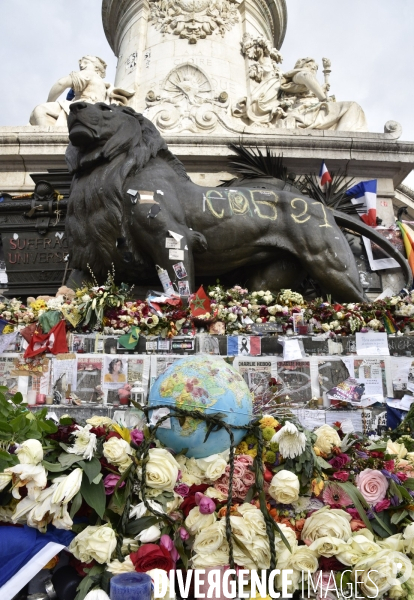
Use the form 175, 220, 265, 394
233, 39, 368, 132
30, 56, 134, 127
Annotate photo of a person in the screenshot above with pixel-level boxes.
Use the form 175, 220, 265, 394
104, 358, 126, 383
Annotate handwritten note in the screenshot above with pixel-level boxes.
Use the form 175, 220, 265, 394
356, 332, 389, 356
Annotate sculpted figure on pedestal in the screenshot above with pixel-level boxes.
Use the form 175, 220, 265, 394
233, 36, 368, 132
29, 56, 134, 127
64, 103, 410, 302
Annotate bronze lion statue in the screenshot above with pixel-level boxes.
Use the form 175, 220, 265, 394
65, 102, 411, 301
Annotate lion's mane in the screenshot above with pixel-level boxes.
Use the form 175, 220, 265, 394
65, 104, 188, 280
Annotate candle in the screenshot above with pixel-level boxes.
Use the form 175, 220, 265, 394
110, 573, 152, 600
45, 395, 54, 405
36, 393, 46, 405
27, 390, 37, 406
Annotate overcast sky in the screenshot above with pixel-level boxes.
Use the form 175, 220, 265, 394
1, 0, 413, 184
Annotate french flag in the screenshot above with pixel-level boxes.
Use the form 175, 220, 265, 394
346, 180, 377, 227
319, 161, 332, 187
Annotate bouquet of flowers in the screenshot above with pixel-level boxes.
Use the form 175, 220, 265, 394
2, 383, 414, 600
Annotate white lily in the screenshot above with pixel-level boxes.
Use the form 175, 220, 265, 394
4, 463, 47, 499
16, 439, 44, 465
0, 472, 12, 492
52, 468, 83, 504
67, 425, 97, 461
129, 500, 164, 520
135, 524, 161, 543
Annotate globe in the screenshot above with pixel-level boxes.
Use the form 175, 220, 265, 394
148, 354, 253, 458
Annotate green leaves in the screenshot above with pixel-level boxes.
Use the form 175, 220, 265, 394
125, 515, 159, 536
78, 458, 101, 484
80, 472, 106, 519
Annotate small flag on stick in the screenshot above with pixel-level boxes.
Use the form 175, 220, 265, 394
318, 161, 332, 187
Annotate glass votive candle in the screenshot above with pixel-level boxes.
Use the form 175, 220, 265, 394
27, 390, 37, 406
110, 572, 152, 600
36, 393, 46, 405
45, 395, 54, 405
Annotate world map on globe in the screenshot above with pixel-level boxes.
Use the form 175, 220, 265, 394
148, 355, 253, 458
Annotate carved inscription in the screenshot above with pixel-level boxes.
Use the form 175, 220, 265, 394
3, 234, 69, 268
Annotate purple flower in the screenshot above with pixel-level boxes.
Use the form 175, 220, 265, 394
391, 495, 401, 507
380, 470, 401, 484
195, 492, 216, 515
130, 429, 144, 445
356, 450, 369, 459
179, 527, 190, 541
174, 483, 190, 497
103, 474, 125, 495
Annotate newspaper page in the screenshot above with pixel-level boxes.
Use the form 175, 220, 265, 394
76, 355, 104, 404
149, 355, 183, 389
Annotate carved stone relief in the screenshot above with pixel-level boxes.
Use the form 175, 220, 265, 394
149, 0, 243, 44
232, 33, 369, 132
145, 63, 229, 132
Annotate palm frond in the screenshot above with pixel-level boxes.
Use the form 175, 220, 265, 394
297, 172, 364, 215
228, 143, 289, 181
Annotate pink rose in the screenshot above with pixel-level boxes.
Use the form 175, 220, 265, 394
374, 499, 391, 512
103, 473, 125, 495
225, 463, 246, 478
237, 455, 254, 467
174, 483, 190, 497
356, 468, 388, 505
243, 471, 255, 487
397, 472, 408, 482
130, 429, 144, 445
214, 482, 229, 497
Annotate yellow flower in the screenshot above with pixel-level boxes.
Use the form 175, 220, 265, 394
259, 416, 279, 429
3, 325, 15, 333
236, 442, 248, 455
311, 477, 325, 496
112, 423, 131, 444
246, 448, 257, 458
313, 446, 321, 456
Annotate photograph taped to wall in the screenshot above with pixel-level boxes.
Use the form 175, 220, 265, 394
128, 356, 150, 396
0, 354, 20, 394
103, 355, 128, 388
149, 355, 183, 388
76, 356, 103, 404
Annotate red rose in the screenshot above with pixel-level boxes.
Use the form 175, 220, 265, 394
332, 471, 349, 482
90, 426, 107, 438
319, 556, 347, 571
329, 454, 350, 469
374, 499, 391, 512
370, 451, 384, 459
383, 460, 395, 471
180, 484, 209, 516
106, 431, 122, 441
130, 544, 175, 572
397, 472, 408, 482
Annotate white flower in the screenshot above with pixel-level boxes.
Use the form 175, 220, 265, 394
103, 437, 132, 472
84, 591, 111, 600
0, 472, 12, 491
52, 468, 83, 504
195, 452, 228, 481
403, 522, 414, 554
309, 536, 349, 558
107, 556, 135, 575
69, 525, 117, 564
313, 425, 341, 454
86, 416, 114, 427
269, 470, 300, 504
271, 421, 306, 459
5, 463, 47, 499
129, 500, 164, 519
145, 448, 180, 492
185, 506, 216, 535
135, 525, 161, 543
67, 425, 97, 461
16, 439, 43, 465
288, 546, 319, 573
386, 440, 408, 459
301, 507, 352, 542
193, 521, 227, 555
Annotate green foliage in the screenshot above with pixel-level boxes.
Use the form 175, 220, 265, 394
0, 389, 57, 445
80, 473, 106, 519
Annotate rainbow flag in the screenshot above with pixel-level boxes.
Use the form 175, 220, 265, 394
397, 221, 414, 276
